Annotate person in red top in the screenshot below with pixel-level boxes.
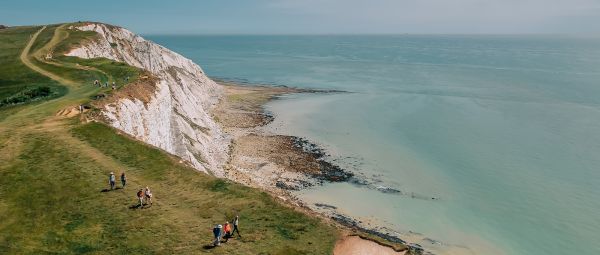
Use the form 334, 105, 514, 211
223, 221, 232, 241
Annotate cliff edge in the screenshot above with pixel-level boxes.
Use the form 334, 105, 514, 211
65, 23, 228, 175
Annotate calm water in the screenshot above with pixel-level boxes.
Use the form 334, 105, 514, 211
147, 35, 600, 255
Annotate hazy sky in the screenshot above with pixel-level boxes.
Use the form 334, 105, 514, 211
2, 0, 600, 34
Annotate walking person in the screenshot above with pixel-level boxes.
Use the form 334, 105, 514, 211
137, 189, 144, 207
120, 172, 127, 188
231, 215, 241, 238
109, 172, 116, 190
223, 221, 232, 241
212, 224, 223, 246
144, 186, 153, 206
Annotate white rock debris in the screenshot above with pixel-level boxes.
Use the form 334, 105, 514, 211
66, 23, 228, 175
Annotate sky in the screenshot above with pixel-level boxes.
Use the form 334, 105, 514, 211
2, 0, 600, 35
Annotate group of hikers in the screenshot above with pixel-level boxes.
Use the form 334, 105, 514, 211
108, 172, 153, 208
107, 172, 241, 246
94, 79, 117, 90
212, 216, 242, 246
93, 77, 129, 90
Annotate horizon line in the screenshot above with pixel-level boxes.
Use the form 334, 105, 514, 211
141, 32, 599, 36
3, 23, 599, 38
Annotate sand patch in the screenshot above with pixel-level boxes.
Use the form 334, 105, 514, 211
334, 236, 406, 255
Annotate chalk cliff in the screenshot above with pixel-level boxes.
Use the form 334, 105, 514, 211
66, 23, 228, 175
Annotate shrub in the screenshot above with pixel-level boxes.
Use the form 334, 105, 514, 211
0, 86, 55, 107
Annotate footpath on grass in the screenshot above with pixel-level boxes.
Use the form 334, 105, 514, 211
0, 24, 341, 254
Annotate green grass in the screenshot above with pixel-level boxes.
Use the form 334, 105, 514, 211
0, 22, 341, 254
0, 26, 64, 108
0, 121, 338, 254
58, 56, 141, 85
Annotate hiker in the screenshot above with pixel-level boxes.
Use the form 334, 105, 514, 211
137, 189, 144, 207
231, 215, 241, 237
94, 79, 99, 86
109, 172, 116, 190
212, 224, 223, 246
120, 172, 126, 188
223, 221, 232, 240
144, 186, 153, 206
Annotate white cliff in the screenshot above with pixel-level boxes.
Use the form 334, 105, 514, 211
66, 23, 228, 175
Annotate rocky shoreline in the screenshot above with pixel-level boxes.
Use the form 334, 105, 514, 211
212, 80, 426, 254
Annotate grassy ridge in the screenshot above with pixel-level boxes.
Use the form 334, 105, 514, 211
0, 23, 340, 254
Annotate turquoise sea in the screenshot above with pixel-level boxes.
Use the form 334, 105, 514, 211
147, 35, 600, 255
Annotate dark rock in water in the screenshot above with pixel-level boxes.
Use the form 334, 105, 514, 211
348, 177, 370, 186
292, 137, 327, 158
423, 237, 442, 245
314, 203, 337, 210
376, 186, 402, 194
408, 243, 425, 254
291, 137, 354, 182
0, 25, 8, 29
260, 112, 275, 125
317, 159, 353, 182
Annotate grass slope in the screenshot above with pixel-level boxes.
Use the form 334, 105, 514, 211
0, 23, 339, 254
0, 26, 65, 109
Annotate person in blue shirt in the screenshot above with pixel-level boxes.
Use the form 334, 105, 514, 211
212, 224, 223, 246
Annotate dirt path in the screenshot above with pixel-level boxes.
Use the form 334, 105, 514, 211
10, 24, 131, 180
20, 26, 78, 87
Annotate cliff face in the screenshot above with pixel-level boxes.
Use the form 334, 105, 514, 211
66, 23, 228, 175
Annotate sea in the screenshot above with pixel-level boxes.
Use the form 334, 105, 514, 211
146, 34, 600, 255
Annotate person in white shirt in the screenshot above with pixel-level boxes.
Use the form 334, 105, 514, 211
144, 187, 153, 206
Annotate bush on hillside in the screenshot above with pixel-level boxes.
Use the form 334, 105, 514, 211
0, 86, 55, 107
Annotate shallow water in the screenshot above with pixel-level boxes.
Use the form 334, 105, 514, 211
147, 35, 600, 255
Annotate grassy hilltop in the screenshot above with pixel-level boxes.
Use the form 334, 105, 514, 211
0, 23, 339, 254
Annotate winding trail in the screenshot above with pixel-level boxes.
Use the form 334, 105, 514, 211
20, 26, 78, 87
6, 25, 132, 184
